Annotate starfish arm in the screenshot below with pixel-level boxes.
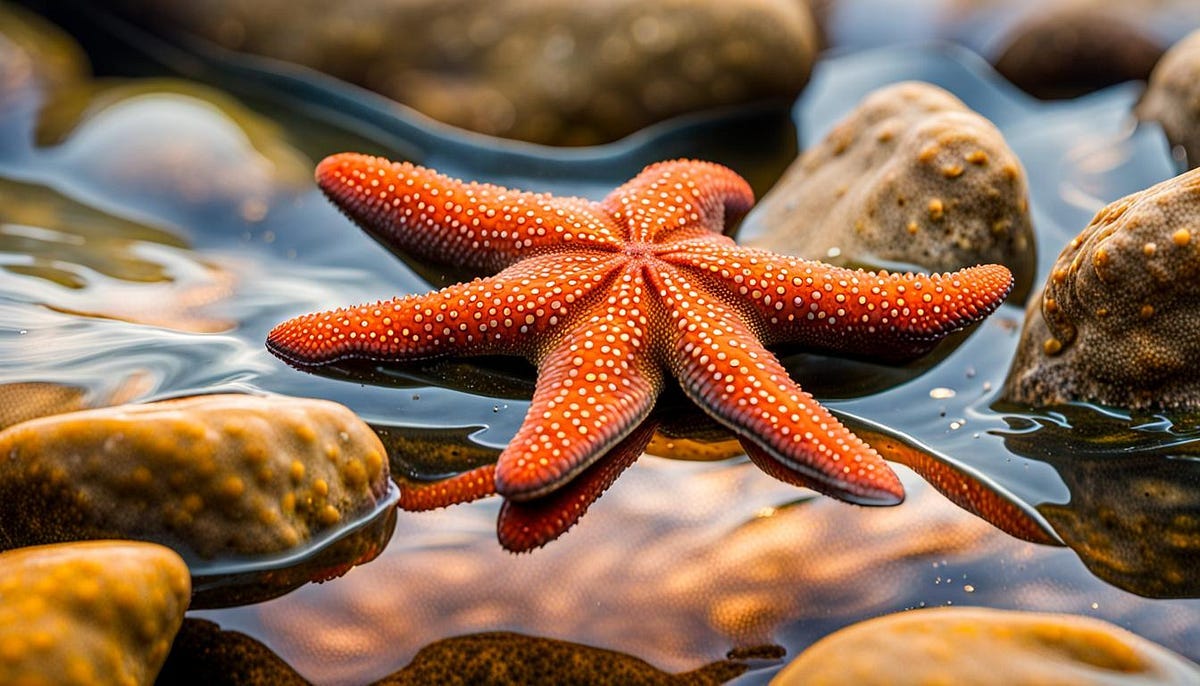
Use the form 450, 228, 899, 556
653, 264, 904, 505
494, 266, 664, 501
266, 252, 622, 366
601, 159, 755, 243
316, 153, 626, 272
398, 465, 496, 511
497, 418, 658, 553
662, 242, 1013, 360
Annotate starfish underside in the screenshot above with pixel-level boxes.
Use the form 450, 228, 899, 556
268, 155, 1014, 513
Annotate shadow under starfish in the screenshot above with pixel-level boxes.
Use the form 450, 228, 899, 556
268, 155, 1013, 519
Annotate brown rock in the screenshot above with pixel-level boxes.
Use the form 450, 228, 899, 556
375, 632, 748, 686
0, 393, 392, 559
771, 607, 1200, 685
992, 5, 1164, 100
741, 81, 1035, 301
1003, 167, 1200, 409
0, 541, 190, 686
156, 619, 309, 686
1137, 28, 1200, 169
97, 0, 819, 146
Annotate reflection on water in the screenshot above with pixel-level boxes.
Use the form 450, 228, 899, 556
994, 404, 1200, 599
1, 2, 1199, 683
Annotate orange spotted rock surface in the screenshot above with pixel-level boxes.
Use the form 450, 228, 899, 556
1003, 167, 1200, 409
771, 607, 1200, 685
0, 394, 391, 559
0, 541, 190, 686
1137, 28, 1200, 169
741, 81, 1035, 301
95, 0, 818, 146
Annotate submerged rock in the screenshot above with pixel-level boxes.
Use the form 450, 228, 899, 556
0, 540, 190, 686
992, 5, 1164, 100
1003, 168, 1200, 409
96, 0, 818, 146
771, 606, 1200, 685
1137, 28, 1200, 169
0, 394, 391, 559
741, 81, 1035, 301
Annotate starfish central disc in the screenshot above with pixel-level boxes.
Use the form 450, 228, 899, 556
268, 155, 1014, 506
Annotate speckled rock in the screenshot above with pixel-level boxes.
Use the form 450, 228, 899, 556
376, 632, 748, 686
0, 540, 190, 686
0, 393, 391, 560
1003, 168, 1200, 409
1137, 28, 1200, 170
97, 0, 818, 146
992, 4, 1164, 99
740, 81, 1035, 301
771, 607, 1200, 685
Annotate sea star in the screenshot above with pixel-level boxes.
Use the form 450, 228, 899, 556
268, 155, 1013, 509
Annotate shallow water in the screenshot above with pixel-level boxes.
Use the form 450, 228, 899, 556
3, 4, 1199, 684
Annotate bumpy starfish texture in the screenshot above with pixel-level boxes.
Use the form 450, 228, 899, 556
269, 154, 1014, 507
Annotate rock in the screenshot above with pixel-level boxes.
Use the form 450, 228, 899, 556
1002, 167, 1200, 409
96, 0, 819, 146
156, 619, 309, 686
771, 607, 1200, 685
740, 81, 1035, 302
0, 393, 392, 560
375, 632, 748, 686
37, 80, 312, 225
1137, 28, 1200, 169
991, 5, 1164, 99
0, 540, 190, 686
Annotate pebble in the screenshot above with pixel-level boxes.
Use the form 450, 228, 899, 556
1137, 28, 1200, 169
771, 606, 1200, 685
0, 540, 190, 686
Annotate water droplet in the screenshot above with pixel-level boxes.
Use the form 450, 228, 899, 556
929, 387, 956, 399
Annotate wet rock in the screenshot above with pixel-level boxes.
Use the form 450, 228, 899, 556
740, 81, 1035, 301
0, 381, 89, 431
38, 80, 311, 225
0, 540, 190, 686
156, 619, 308, 686
771, 607, 1200, 685
376, 632, 748, 686
96, 0, 818, 146
1137, 28, 1200, 169
0, 393, 392, 559
1003, 167, 1200, 409
992, 5, 1164, 100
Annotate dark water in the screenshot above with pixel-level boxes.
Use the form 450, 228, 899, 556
2, 4, 1199, 684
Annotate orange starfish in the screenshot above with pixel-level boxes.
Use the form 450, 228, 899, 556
268, 155, 1013, 508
